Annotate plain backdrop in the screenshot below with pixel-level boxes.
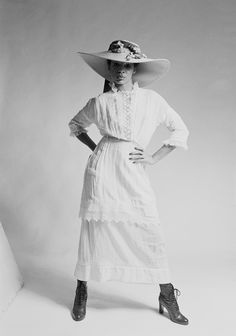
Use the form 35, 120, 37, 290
0, 0, 235, 292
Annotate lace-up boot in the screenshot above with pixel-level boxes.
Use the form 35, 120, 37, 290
71, 280, 88, 321
159, 283, 189, 325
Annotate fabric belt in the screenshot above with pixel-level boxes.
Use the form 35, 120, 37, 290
102, 134, 127, 142
101, 134, 143, 149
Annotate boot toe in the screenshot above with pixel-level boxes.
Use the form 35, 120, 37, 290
174, 313, 189, 325
71, 310, 86, 321
182, 317, 189, 325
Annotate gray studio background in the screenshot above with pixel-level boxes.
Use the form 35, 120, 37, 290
0, 0, 235, 279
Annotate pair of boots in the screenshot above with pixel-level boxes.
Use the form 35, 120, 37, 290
71, 280, 189, 325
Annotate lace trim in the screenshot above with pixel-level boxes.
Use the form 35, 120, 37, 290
79, 215, 160, 227
69, 121, 88, 137
162, 139, 188, 150
122, 92, 132, 139
109, 82, 138, 140
79, 208, 160, 226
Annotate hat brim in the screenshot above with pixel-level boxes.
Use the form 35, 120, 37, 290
77, 51, 171, 87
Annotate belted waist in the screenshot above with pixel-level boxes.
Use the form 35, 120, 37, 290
102, 134, 128, 142
100, 134, 143, 148
90, 134, 144, 163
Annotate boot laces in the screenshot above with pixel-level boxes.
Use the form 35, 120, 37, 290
169, 288, 181, 310
174, 288, 181, 299
76, 283, 87, 304
161, 287, 181, 310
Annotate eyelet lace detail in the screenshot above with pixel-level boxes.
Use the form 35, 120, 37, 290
109, 82, 138, 140
79, 210, 160, 227
122, 91, 133, 139
69, 121, 87, 137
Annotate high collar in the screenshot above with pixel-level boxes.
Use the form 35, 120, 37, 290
109, 81, 139, 93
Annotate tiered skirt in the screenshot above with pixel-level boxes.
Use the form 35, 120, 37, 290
74, 135, 171, 283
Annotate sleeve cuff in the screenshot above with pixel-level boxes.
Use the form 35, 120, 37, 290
162, 139, 188, 150
68, 121, 88, 137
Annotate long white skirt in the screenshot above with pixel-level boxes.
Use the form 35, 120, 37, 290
74, 218, 171, 284
74, 136, 171, 284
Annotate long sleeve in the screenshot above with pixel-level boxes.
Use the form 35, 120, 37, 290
68, 98, 96, 137
158, 96, 190, 150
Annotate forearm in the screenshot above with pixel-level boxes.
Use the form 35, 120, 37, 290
151, 144, 176, 164
76, 132, 97, 152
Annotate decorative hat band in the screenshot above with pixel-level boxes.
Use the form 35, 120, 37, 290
107, 40, 147, 61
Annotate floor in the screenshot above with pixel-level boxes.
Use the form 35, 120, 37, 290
0, 253, 235, 336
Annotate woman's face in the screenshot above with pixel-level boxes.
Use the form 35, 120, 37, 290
108, 61, 135, 86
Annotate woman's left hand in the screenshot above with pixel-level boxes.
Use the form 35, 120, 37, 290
129, 147, 155, 166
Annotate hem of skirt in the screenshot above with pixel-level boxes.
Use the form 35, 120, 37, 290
74, 263, 171, 284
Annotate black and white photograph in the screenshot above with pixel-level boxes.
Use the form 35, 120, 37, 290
0, 0, 235, 335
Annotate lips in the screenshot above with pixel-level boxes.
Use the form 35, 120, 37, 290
117, 75, 125, 80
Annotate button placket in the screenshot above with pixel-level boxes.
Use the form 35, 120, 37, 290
110, 82, 138, 140
122, 91, 134, 140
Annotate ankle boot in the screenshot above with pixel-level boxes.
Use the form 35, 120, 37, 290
159, 283, 189, 325
71, 280, 88, 321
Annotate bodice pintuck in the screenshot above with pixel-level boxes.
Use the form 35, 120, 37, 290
68, 83, 189, 150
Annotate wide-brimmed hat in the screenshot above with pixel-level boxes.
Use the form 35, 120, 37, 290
77, 40, 171, 87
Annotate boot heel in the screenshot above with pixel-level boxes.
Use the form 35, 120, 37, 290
159, 301, 164, 314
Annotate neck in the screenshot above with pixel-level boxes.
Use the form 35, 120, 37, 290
115, 81, 134, 91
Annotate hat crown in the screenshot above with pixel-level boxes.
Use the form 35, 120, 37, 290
107, 40, 147, 61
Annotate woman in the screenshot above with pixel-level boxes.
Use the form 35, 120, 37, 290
68, 40, 189, 325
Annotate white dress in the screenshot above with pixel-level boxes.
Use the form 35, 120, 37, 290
69, 82, 189, 284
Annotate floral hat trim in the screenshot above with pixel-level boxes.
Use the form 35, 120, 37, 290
108, 40, 147, 61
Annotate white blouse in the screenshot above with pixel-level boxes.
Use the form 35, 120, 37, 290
69, 82, 189, 151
